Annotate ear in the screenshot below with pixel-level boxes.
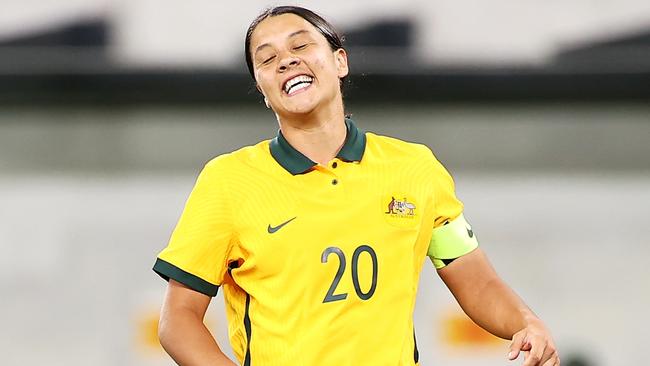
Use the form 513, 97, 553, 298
333, 48, 349, 79
255, 81, 269, 103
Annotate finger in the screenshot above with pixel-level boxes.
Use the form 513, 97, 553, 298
508, 331, 526, 360
541, 354, 560, 366
539, 344, 558, 365
541, 350, 560, 366
521, 336, 546, 366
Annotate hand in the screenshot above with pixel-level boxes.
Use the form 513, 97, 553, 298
508, 319, 559, 366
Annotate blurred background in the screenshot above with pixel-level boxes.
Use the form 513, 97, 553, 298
1, 1, 649, 365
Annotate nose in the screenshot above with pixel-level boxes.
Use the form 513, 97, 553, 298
278, 53, 300, 73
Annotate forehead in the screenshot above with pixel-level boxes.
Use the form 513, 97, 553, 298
250, 13, 323, 49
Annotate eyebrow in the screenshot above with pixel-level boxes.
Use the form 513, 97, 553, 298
254, 29, 311, 56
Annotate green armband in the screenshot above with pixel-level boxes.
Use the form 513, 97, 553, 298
428, 213, 479, 269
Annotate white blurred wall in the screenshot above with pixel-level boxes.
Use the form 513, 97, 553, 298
1, 1, 649, 65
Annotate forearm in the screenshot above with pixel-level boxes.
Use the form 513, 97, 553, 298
439, 250, 558, 364
159, 308, 236, 366
438, 248, 543, 340
464, 277, 537, 339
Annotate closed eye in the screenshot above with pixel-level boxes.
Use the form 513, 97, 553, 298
293, 44, 308, 51
261, 55, 276, 65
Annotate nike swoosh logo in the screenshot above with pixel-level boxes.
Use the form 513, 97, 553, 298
267, 217, 297, 234
466, 226, 474, 238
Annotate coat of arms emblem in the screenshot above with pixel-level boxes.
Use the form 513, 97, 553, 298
385, 196, 416, 217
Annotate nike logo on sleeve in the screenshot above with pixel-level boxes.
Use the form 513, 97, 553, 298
466, 226, 474, 238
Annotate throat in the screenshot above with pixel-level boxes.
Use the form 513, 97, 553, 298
278, 116, 348, 166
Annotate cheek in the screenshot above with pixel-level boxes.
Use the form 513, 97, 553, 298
256, 73, 276, 96
312, 55, 337, 82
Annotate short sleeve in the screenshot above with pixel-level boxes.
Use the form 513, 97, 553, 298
426, 154, 478, 269
153, 160, 234, 296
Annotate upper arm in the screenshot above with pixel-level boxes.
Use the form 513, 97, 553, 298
437, 247, 499, 301
161, 279, 212, 321
428, 214, 479, 268
424, 149, 478, 268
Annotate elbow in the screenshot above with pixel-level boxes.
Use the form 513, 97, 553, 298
157, 318, 168, 348
157, 306, 200, 351
157, 312, 174, 350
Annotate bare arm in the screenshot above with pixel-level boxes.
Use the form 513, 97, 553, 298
438, 247, 559, 366
438, 247, 531, 338
158, 280, 236, 366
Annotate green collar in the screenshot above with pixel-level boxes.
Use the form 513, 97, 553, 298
270, 118, 366, 175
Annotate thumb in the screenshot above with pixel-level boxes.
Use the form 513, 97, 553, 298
508, 331, 526, 360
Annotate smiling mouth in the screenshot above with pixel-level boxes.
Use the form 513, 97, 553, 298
283, 75, 314, 95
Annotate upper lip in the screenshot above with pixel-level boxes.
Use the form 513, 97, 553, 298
281, 72, 314, 93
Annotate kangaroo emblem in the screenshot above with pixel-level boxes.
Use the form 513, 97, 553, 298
385, 196, 416, 216
385, 196, 396, 214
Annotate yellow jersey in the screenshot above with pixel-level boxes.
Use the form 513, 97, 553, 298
153, 119, 478, 366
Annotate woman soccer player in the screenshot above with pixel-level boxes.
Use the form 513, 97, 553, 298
153, 6, 560, 366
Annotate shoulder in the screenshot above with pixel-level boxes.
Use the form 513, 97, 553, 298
364, 132, 453, 183
202, 140, 272, 173
365, 132, 436, 163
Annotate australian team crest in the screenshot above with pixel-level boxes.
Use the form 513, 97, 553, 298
386, 196, 416, 216
383, 195, 419, 228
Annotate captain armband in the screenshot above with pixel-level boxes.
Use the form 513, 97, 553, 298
427, 213, 479, 269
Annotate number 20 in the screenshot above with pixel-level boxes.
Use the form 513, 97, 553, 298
320, 245, 378, 303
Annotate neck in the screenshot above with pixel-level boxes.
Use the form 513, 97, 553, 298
276, 99, 346, 165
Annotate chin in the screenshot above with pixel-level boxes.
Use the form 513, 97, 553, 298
282, 99, 320, 115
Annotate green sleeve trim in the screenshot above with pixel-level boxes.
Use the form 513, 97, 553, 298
153, 258, 219, 297
428, 213, 479, 269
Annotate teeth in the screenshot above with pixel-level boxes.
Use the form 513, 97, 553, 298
291, 82, 310, 93
284, 75, 313, 94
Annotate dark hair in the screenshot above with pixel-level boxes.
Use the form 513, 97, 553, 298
244, 6, 347, 85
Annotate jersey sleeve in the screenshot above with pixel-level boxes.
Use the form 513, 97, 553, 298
426, 154, 479, 269
153, 160, 234, 296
